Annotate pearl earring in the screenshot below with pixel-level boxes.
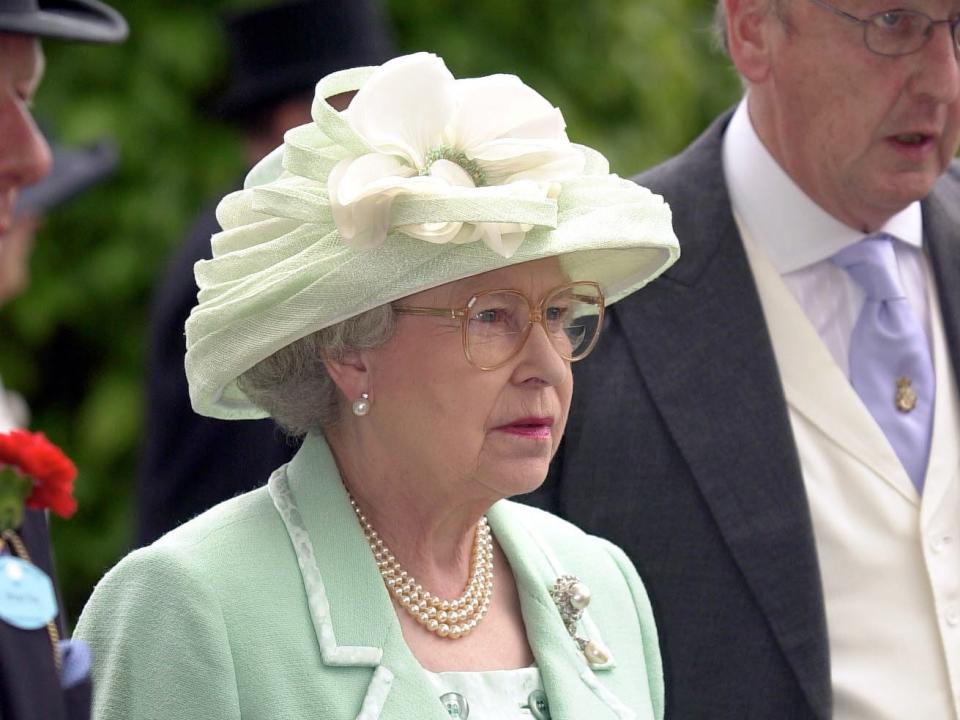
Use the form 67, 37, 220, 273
352, 392, 371, 416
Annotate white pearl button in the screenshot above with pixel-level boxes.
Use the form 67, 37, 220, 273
945, 606, 960, 628
930, 534, 955, 554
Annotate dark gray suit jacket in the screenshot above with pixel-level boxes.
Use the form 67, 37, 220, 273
529, 112, 960, 719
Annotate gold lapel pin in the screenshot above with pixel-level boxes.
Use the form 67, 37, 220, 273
895, 377, 917, 413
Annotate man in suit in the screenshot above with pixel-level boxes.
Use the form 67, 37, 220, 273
0, 4, 126, 718
138, 0, 393, 546
530, 0, 960, 717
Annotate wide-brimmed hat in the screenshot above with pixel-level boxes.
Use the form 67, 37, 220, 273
0, 0, 127, 44
16, 138, 118, 215
186, 53, 680, 420
210, 0, 393, 122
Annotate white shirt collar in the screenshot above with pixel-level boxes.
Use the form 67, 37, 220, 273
721, 97, 922, 274
0, 375, 27, 432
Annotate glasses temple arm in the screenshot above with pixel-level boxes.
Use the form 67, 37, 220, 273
394, 306, 462, 320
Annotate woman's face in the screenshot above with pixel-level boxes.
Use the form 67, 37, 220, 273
363, 258, 574, 504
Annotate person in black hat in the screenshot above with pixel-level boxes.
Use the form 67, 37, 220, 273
137, 0, 393, 546
0, 3, 125, 719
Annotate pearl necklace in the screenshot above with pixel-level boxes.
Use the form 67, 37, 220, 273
349, 496, 494, 639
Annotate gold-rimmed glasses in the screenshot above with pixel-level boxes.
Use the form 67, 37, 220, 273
394, 281, 605, 370
806, 0, 960, 57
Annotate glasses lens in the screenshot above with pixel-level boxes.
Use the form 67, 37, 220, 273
542, 283, 603, 361
465, 291, 530, 368
463, 283, 604, 368
866, 10, 930, 55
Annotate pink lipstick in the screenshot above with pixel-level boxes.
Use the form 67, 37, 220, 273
494, 417, 554, 439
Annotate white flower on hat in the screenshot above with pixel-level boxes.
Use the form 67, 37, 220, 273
327, 52, 586, 258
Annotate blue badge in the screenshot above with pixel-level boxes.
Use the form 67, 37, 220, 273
0, 556, 57, 630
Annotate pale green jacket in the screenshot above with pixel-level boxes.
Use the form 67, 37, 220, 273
76, 435, 663, 720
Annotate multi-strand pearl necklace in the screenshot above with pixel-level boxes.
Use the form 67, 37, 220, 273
349, 495, 494, 639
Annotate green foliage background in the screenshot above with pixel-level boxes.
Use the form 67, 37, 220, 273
0, 0, 741, 622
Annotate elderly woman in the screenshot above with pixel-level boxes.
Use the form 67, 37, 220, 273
76, 53, 679, 720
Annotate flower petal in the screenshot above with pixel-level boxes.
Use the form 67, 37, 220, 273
331, 153, 416, 205
478, 222, 529, 258
472, 139, 585, 186
399, 221, 465, 245
344, 53, 456, 166
450, 223, 484, 245
451, 75, 567, 151
329, 157, 413, 249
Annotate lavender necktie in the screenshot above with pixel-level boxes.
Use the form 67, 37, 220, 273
831, 234, 934, 492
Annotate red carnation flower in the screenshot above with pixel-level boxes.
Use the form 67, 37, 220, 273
0, 430, 78, 519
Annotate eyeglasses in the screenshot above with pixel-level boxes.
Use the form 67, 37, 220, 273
394, 281, 605, 371
806, 0, 960, 57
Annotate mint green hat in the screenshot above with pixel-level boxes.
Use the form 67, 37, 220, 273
186, 52, 680, 420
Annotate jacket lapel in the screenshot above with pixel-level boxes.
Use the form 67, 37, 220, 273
919, 166, 960, 520
488, 503, 631, 720
278, 435, 452, 720
281, 437, 636, 719
923, 166, 960, 393
617, 112, 831, 718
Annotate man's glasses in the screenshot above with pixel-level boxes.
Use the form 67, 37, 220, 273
807, 0, 960, 57
394, 281, 605, 371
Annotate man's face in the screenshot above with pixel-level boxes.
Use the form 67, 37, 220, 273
742, 0, 960, 231
0, 32, 51, 235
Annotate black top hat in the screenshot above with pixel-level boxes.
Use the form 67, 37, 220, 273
211, 0, 394, 122
16, 139, 118, 215
0, 0, 127, 44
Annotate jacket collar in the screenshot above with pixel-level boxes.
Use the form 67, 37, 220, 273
271, 434, 632, 719
923, 164, 960, 391
620, 109, 832, 718
487, 503, 631, 718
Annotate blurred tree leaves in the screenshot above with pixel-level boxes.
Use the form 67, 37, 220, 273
0, 0, 740, 621
389, 0, 739, 172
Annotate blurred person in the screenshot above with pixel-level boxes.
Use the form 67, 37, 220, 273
77, 52, 680, 720
0, 137, 118, 430
0, 4, 127, 720
0, 217, 36, 430
0, 219, 38, 310
0, 211, 48, 432
531, 0, 960, 717
138, 0, 393, 546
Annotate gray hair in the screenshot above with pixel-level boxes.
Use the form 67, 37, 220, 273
712, 0, 790, 56
237, 304, 397, 437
